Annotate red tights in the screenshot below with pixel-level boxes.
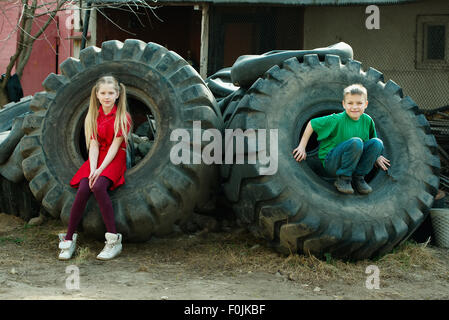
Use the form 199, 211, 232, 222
65, 177, 116, 240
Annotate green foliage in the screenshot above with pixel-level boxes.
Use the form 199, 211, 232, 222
0, 236, 24, 245
324, 252, 335, 265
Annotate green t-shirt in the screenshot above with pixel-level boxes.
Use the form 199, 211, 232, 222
310, 111, 377, 166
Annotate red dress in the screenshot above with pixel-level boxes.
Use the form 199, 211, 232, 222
70, 105, 131, 191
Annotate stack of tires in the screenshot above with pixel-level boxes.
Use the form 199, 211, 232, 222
0, 39, 440, 260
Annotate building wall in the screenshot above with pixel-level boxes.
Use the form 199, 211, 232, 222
0, 2, 73, 97
0, 3, 21, 76
92, 6, 200, 71
303, 0, 449, 110
208, 5, 303, 75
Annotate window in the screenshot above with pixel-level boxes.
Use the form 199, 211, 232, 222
416, 15, 449, 69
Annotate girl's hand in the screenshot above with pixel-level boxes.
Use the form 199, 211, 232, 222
292, 145, 307, 162
88, 167, 97, 181
89, 167, 104, 189
375, 155, 390, 171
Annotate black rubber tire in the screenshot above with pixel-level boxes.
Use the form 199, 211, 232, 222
0, 175, 41, 222
0, 96, 33, 183
0, 96, 32, 132
0, 135, 26, 183
222, 54, 440, 260
218, 88, 247, 128
230, 42, 353, 88
0, 116, 26, 165
0, 97, 39, 221
205, 67, 239, 99
19, 39, 223, 241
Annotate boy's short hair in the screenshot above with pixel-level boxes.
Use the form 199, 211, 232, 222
343, 84, 368, 100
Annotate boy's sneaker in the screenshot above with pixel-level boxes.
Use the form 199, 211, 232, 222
96, 233, 122, 261
353, 175, 373, 194
334, 176, 354, 194
58, 233, 77, 260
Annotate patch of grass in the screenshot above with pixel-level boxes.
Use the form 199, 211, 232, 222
0, 236, 24, 245
324, 252, 336, 266
22, 223, 36, 231
74, 247, 93, 265
378, 240, 436, 268
146, 231, 448, 286
373, 240, 447, 282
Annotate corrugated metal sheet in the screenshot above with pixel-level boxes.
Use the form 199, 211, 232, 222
92, 0, 419, 5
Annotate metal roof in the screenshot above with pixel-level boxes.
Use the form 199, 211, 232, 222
92, 0, 419, 5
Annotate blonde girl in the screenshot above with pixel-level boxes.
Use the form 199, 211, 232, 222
58, 75, 132, 261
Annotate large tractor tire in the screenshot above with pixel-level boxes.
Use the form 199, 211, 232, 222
19, 39, 223, 241
0, 97, 41, 221
0, 96, 32, 168
222, 54, 440, 260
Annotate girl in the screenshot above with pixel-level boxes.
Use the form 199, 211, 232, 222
58, 75, 132, 261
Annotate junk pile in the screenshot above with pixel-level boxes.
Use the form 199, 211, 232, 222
0, 40, 443, 260
423, 106, 449, 192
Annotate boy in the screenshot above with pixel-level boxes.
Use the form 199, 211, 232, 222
292, 84, 390, 194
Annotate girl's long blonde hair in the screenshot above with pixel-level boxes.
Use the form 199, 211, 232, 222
84, 76, 131, 150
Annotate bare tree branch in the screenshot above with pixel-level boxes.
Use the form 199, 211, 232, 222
33, 0, 65, 39
95, 5, 137, 36
1, 0, 164, 106
16, 0, 67, 76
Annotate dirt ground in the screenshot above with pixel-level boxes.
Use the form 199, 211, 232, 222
1, 212, 449, 301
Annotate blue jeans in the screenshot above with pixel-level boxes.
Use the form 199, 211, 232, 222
324, 138, 384, 177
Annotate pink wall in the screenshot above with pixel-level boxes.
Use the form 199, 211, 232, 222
0, 2, 20, 75
0, 1, 73, 97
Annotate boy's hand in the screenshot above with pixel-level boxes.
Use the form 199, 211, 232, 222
293, 145, 307, 162
375, 155, 390, 171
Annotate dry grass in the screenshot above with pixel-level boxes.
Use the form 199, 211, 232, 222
74, 247, 93, 265
1, 215, 449, 286
127, 228, 449, 286
375, 240, 449, 281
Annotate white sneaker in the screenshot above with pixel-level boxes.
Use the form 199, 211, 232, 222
96, 233, 122, 260
58, 233, 77, 260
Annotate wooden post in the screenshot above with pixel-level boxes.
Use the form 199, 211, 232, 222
200, 3, 210, 79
